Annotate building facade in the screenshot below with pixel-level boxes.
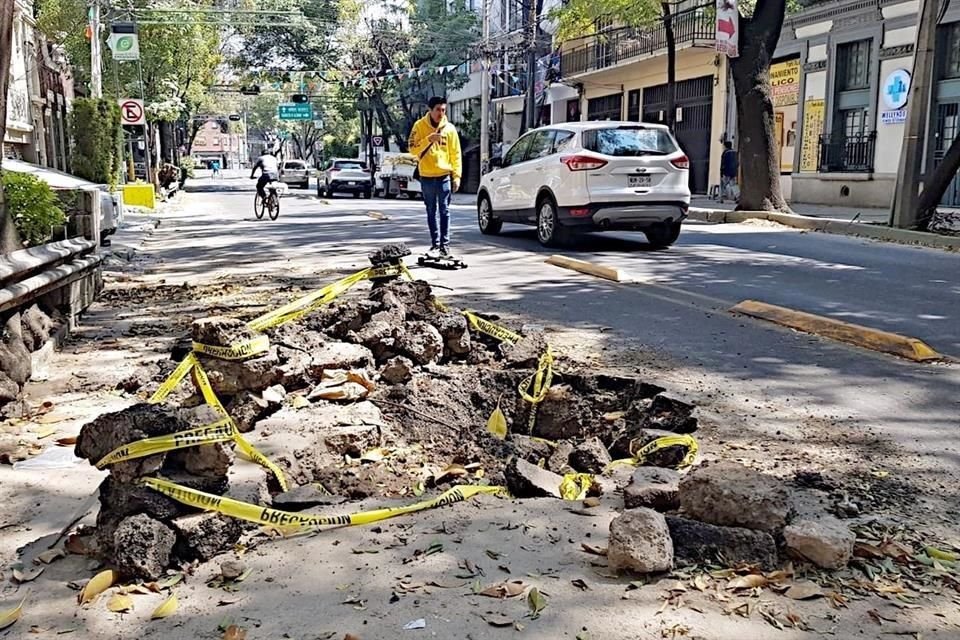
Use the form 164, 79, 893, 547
191, 120, 246, 169
771, 0, 960, 207
3, 0, 74, 171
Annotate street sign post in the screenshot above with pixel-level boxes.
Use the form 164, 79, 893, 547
107, 33, 140, 62
372, 135, 384, 147
119, 99, 146, 126
715, 0, 739, 58
278, 103, 313, 120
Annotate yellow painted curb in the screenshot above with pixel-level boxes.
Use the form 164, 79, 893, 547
731, 300, 943, 362
545, 255, 623, 282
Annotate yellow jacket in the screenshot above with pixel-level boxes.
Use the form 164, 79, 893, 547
408, 114, 462, 181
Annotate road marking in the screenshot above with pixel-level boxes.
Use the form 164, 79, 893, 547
730, 300, 943, 362
545, 255, 624, 282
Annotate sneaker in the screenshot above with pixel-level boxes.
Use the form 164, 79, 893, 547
426, 246, 441, 259
439, 245, 450, 258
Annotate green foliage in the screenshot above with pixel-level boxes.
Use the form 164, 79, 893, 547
179, 156, 196, 179
0, 172, 67, 247
551, 0, 662, 42
230, 0, 343, 75
70, 98, 123, 187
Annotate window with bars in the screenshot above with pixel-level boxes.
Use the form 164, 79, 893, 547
587, 94, 623, 121
840, 108, 869, 137
837, 39, 871, 90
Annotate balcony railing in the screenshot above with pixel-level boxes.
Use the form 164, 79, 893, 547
560, 8, 714, 77
818, 131, 877, 173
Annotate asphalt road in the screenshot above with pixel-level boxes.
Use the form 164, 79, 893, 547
130, 173, 960, 477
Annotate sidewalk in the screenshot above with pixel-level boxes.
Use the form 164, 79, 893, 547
690, 195, 890, 224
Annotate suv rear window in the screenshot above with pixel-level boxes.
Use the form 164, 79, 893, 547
334, 161, 364, 170
583, 127, 677, 156
284, 162, 305, 169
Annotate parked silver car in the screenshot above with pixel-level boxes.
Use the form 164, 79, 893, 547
318, 158, 373, 199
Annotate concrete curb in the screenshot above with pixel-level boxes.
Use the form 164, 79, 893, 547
544, 255, 624, 282
687, 209, 960, 251
730, 299, 943, 363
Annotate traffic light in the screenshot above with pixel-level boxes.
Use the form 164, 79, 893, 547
240, 85, 260, 96
291, 93, 309, 104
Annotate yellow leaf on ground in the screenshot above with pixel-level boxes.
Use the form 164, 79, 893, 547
79, 569, 117, 605
0, 598, 24, 630
726, 574, 767, 590
223, 624, 247, 639
487, 402, 507, 439
107, 594, 133, 613
150, 593, 178, 619
785, 581, 823, 600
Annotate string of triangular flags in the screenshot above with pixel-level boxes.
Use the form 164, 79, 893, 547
262, 62, 528, 90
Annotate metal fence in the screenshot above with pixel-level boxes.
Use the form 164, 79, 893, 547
818, 131, 877, 173
560, 9, 714, 77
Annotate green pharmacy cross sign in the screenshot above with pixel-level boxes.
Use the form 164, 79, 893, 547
278, 103, 313, 120
106, 33, 140, 62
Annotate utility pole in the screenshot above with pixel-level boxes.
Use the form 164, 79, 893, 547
524, 0, 538, 131
480, 0, 491, 174
89, 0, 103, 98
890, 0, 937, 228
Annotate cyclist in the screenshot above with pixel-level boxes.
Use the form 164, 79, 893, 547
250, 150, 280, 199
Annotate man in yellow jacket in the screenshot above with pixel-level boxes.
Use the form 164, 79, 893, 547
408, 96, 462, 258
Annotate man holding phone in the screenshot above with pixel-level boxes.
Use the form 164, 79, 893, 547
408, 96, 462, 259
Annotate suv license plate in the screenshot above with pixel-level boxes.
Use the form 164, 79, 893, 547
628, 176, 652, 187
348, 181, 356, 185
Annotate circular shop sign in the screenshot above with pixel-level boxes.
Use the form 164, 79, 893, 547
882, 69, 911, 110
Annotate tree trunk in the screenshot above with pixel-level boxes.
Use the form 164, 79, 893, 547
916, 132, 960, 229
662, 3, 676, 130
729, 0, 790, 212
0, 0, 23, 254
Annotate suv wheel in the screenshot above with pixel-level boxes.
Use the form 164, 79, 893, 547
536, 196, 570, 247
477, 194, 502, 235
644, 221, 681, 249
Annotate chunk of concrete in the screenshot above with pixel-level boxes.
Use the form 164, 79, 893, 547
200, 348, 282, 395
784, 516, 855, 569
380, 356, 414, 384
665, 516, 779, 570
624, 467, 680, 511
607, 509, 674, 574
569, 437, 612, 474
679, 462, 792, 533
192, 316, 259, 347
171, 512, 244, 562
499, 331, 547, 369
504, 456, 562, 498
308, 342, 374, 375
112, 514, 176, 580
397, 321, 444, 365
545, 441, 574, 474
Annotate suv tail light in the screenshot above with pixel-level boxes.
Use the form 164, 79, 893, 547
561, 155, 608, 171
671, 155, 690, 170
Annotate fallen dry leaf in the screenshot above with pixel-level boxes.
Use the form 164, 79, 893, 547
36, 548, 66, 564
223, 624, 247, 640
483, 613, 514, 627
602, 411, 625, 422
785, 581, 823, 600
486, 401, 507, 440
344, 635, 361, 640
12, 566, 44, 583
571, 578, 590, 591
434, 463, 469, 484
726, 574, 767, 590
582, 497, 601, 508
107, 594, 133, 613
478, 580, 526, 598
581, 543, 607, 556
79, 569, 117, 605
0, 598, 24, 631
692, 574, 709, 592
55, 436, 77, 446
150, 593, 178, 619
527, 587, 548, 619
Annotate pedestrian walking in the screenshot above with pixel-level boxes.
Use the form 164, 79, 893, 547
211, 159, 222, 178
408, 96, 462, 259
720, 140, 739, 203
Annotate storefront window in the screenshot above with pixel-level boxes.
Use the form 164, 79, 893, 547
945, 22, 960, 78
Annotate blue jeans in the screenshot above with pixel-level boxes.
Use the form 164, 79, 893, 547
421, 176, 451, 248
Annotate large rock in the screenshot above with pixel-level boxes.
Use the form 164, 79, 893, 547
631, 394, 698, 434
227, 390, 281, 433
679, 462, 792, 533
397, 321, 444, 365
610, 428, 684, 461
97, 473, 228, 521
545, 441, 574, 474
369, 280, 436, 320
192, 316, 259, 347
172, 512, 244, 562
200, 348, 282, 395
531, 386, 588, 441
665, 516, 779, 570
172, 442, 234, 478
784, 517, 854, 569
607, 509, 674, 574
112, 514, 177, 580
509, 435, 554, 465
569, 437, 612, 474
0, 336, 31, 385
380, 356, 414, 384
435, 312, 471, 356
624, 467, 680, 511
499, 331, 547, 369
307, 342, 374, 375
0, 372, 19, 404
272, 485, 349, 510
504, 457, 563, 498
76, 404, 189, 483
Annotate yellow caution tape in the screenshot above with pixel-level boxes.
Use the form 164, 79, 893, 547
605, 434, 699, 473
95, 418, 235, 468
367, 264, 407, 280
247, 268, 373, 332
148, 353, 197, 405
191, 335, 271, 361
559, 473, 593, 501
143, 477, 507, 529
519, 348, 554, 432
463, 311, 521, 344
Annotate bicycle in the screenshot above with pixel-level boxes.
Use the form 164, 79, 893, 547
254, 182, 281, 220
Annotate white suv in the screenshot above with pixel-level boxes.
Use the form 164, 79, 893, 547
477, 122, 691, 248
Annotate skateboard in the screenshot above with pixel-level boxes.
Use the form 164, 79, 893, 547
417, 253, 468, 270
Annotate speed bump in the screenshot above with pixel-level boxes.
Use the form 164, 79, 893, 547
545, 255, 623, 282
731, 300, 943, 362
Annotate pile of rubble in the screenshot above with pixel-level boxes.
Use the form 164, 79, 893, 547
78, 254, 855, 581
0, 303, 61, 408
